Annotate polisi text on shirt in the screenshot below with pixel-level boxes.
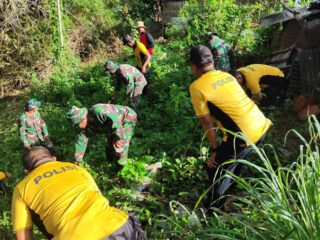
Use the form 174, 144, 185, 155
33, 165, 78, 184
211, 76, 235, 89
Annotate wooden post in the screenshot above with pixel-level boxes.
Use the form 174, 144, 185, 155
57, 0, 64, 48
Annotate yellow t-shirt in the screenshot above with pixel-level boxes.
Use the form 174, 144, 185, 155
11, 161, 128, 240
0, 171, 6, 180
190, 70, 271, 144
134, 41, 151, 68
237, 64, 284, 95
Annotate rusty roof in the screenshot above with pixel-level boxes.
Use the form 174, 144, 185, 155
260, 7, 320, 27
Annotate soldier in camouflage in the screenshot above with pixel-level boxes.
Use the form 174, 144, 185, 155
66, 104, 137, 164
205, 32, 234, 71
18, 98, 54, 153
105, 60, 147, 109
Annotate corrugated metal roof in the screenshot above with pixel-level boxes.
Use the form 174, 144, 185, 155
260, 7, 309, 27
260, 7, 320, 27
264, 47, 295, 77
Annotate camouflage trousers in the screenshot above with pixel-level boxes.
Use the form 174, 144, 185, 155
129, 83, 146, 110
129, 96, 141, 110
107, 119, 136, 161
215, 55, 231, 71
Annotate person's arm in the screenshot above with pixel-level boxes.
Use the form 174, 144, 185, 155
140, 45, 151, 74
190, 86, 218, 169
38, 114, 49, 138
12, 187, 33, 240
198, 116, 218, 168
19, 116, 30, 148
199, 116, 218, 150
125, 74, 135, 99
146, 32, 155, 48
251, 92, 263, 102
0, 171, 6, 180
0, 171, 12, 180
15, 229, 33, 240
74, 131, 89, 163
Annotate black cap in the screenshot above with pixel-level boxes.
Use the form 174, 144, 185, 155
123, 34, 134, 45
188, 45, 213, 67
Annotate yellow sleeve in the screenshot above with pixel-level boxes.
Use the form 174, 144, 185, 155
244, 72, 261, 95
138, 42, 148, 55
11, 187, 33, 233
190, 84, 210, 117
0, 172, 6, 180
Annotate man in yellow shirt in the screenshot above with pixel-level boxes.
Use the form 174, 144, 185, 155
188, 46, 271, 207
11, 146, 146, 240
0, 171, 11, 180
123, 34, 151, 80
230, 64, 287, 106
0, 171, 12, 194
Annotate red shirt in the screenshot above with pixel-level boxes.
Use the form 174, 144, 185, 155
139, 32, 154, 55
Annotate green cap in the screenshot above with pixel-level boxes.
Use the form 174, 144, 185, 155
25, 98, 41, 111
104, 61, 119, 73
65, 106, 88, 127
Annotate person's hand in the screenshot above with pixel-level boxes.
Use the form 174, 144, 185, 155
261, 92, 267, 99
5, 172, 12, 178
207, 152, 218, 169
73, 160, 80, 165
25, 144, 31, 150
113, 140, 124, 149
141, 66, 146, 73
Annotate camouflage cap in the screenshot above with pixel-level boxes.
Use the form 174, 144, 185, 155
65, 106, 88, 127
25, 98, 41, 111
207, 31, 217, 36
104, 60, 119, 73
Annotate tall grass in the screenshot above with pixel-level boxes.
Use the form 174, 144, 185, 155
152, 116, 320, 240
226, 115, 320, 240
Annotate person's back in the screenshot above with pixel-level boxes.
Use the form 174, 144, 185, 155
190, 70, 271, 143
118, 64, 147, 86
235, 64, 286, 105
134, 42, 151, 69
12, 161, 127, 239
90, 103, 136, 128
237, 64, 284, 92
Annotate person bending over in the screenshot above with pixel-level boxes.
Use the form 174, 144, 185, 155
11, 146, 146, 240
230, 64, 287, 106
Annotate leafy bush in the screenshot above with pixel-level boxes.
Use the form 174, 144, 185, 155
179, 0, 275, 58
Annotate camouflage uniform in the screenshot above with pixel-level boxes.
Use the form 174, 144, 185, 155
105, 61, 147, 109
66, 104, 137, 163
207, 35, 232, 71
18, 99, 52, 151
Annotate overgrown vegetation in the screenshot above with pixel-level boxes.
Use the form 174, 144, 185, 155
0, 0, 121, 97
0, 0, 318, 239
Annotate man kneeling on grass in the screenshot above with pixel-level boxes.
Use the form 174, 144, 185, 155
11, 146, 146, 240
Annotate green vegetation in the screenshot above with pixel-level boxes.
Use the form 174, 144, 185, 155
0, 0, 318, 239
